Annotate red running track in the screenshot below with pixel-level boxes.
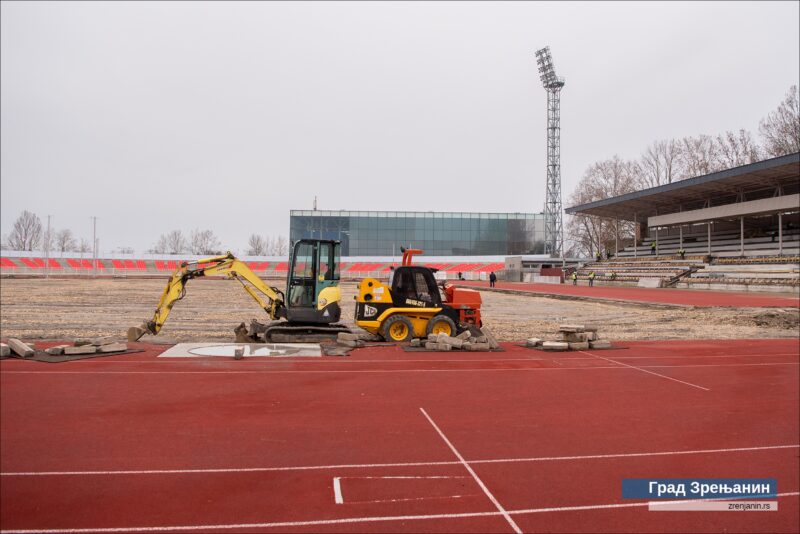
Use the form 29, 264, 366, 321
1, 339, 798, 533
457, 280, 800, 308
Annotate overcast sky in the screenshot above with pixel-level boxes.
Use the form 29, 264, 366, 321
2, 1, 798, 254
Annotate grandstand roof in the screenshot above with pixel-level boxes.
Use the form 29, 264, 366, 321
565, 152, 799, 222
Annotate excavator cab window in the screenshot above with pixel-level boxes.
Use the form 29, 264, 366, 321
318, 242, 340, 281
289, 241, 316, 308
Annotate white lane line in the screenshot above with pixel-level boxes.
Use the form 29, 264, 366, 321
1, 492, 796, 533
4, 360, 797, 376
3, 444, 796, 477
578, 351, 710, 391
420, 407, 522, 534
333, 477, 343, 504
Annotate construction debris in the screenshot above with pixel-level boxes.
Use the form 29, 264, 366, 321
526, 324, 615, 352
7, 338, 35, 358
97, 343, 128, 353
64, 345, 98, 355
0, 343, 10, 357
45, 345, 71, 355
90, 336, 117, 346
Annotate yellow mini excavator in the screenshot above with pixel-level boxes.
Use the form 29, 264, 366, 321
128, 239, 349, 343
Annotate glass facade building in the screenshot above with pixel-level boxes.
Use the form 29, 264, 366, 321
290, 210, 546, 256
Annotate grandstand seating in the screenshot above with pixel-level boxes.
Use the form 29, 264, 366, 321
575, 258, 704, 287
617, 229, 800, 258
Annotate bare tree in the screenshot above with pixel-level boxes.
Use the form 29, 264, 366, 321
7, 210, 42, 251
714, 129, 761, 168
153, 230, 188, 255
759, 85, 800, 157
275, 235, 289, 256
247, 234, 268, 256
77, 238, 92, 255
190, 229, 221, 255
678, 135, 723, 178
639, 139, 684, 188
55, 229, 77, 255
565, 157, 641, 258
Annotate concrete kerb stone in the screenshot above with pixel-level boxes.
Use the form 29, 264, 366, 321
45, 344, 71, 355
7, 338, 35, 358
64, 345, 98, 355
0, 343, 10, 357
98, 343, 128, 353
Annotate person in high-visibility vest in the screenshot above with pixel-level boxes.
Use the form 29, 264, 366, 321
678, 248, 686, 259
572, 271, 578, 285
588, 271, 595, 287
650, 241, 656, 255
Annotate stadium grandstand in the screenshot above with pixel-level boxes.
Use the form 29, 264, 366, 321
565, 152, 800, 292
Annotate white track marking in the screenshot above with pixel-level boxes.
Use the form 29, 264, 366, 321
333, 475, 471, 505
420, 407, 522, 534
3, 361, 798, 376
578, 351, 710, 390
3, 444, 796, 477
333, 477, 343, 504
1, 492, 796, 533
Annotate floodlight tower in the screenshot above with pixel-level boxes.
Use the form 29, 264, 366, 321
535, 46, 565, 258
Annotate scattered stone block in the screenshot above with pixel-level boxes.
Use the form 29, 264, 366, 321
7, 338, 35, 358
558, 324, 585, 333
338, 339, 364, 348
73, 338, 92, 347
90, 336, 116, 346
234, 347, 244, 360
525, 338, 543, 348
461, 341, 471, 350
409, 338, 421, 347
542, 341, 569, 351
479, 327, 500, 349
438, 336, 463, 349
563, 332, 590, 343
568, 341, 590, 350
583, 324, 599, 332
427, 334, 439, 342
435, 343, 452, 351
356, 333, 382, 342
337, 332, 360, 342
64, 345, 98, 355
0, 343, 9, 357
590, 340, 612, 349
474, 335, 487, 344
425, 342, 439, 350
468, 342, 491, 351
45, 345, 71, 355
98, 343, 128, 353
456, 331, 472, 340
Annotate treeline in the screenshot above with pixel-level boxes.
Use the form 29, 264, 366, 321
566, 85, 800, 257
1, 214, 289, 257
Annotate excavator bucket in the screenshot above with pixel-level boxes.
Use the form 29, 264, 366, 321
127, 323, 149, 342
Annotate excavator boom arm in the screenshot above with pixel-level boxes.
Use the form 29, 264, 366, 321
128, 253, 285, 341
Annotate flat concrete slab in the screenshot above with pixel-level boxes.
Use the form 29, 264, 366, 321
158, 342, 322, 358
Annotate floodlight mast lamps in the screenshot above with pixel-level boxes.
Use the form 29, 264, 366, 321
535, 46, 565, 258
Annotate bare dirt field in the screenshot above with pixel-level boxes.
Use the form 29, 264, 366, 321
1, 277, 797, 342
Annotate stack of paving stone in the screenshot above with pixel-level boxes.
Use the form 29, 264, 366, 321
1, 337, 128, 358
336, 331, 382, 348
525, 324, 612, 352
410, 327, 500, 352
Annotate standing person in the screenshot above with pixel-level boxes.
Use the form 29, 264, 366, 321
588, 271, 595, 287
457, 271, 463, 280
596, 251, 602, 262
650, 241, 656, 255
572, 271, 578, 285
678, 247, 686, 259
489, 271, 497, 288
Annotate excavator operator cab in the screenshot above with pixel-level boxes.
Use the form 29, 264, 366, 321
285, 239, 342, 324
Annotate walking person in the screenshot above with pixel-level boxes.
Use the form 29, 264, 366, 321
572, 271, 578, 286
650, 241, 656, 255
489, 271, 497, 288
588, 271, 595, 287
678, 247, 685, 259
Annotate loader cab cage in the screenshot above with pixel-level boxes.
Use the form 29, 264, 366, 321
391, 266, 442, 307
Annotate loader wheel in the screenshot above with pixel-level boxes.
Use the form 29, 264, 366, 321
426, 315, 456, 337
382, 315, 415, 342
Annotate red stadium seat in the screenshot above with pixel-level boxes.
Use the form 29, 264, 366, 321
112, 260, 125, 270
0, 258, 18, 269
21, 258, 40, 269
